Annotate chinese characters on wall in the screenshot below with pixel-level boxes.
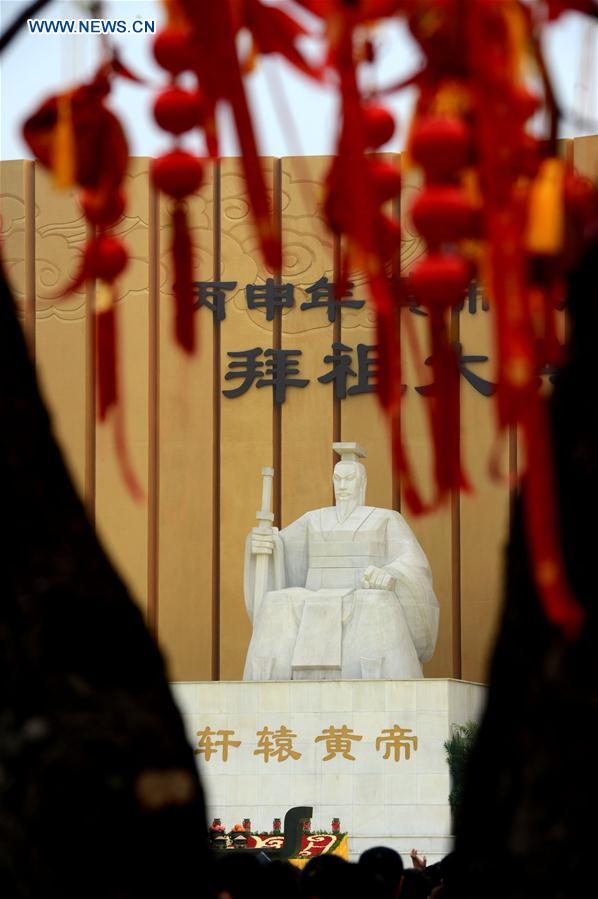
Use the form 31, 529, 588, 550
221, 342, 504, 404
193, 276, 366, 323
194, 723, 418, 763
193, 276, 558, 405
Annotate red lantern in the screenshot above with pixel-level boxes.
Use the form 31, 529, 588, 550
411, 186, 477, 246
153, 87, 203, 136
410, 252, 471, 308
363, 104, 396, 149
369, 160, 402, 203
564, 172, 597, 222
411, 116, 472, 181
85, 235, 128, 283
152, 26, 194, 76
511, 86, 540, 123
408, 0, 465, 75
516, 135, 541, 180
151, 150, 203, 199
376, 214, 402, 260
80, 189, 126, 227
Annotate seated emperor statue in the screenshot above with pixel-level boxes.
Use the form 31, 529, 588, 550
243, 443, 439, 681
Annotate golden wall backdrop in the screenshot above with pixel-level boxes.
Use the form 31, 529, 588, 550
1, 139, 596, 684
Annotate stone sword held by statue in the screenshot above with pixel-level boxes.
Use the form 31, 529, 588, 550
253, 466, 275, 622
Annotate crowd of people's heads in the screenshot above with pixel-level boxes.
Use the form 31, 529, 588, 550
213, 845, 449, 899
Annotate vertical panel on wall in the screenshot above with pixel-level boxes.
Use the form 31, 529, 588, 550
0, 160, 31, 338
95, 158, 151, 615
157, 166, 216, 680
340, 154, 398, 510
280, 156, 336, 524
34, 167, 87, 497
573, 134, 598, 181
219, 158, 276, 681
459, 299, 510, 684
400, 163, 454, 678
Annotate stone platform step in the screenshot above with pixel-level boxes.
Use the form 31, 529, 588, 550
348, 834, 453, 865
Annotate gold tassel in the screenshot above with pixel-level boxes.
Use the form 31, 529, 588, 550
432, 81, 473, 118
53, 94, 76, 188
241, 37, 259, 75
502, 1, 528, 80
526, 158, 565, 256
95, 280, 113, 313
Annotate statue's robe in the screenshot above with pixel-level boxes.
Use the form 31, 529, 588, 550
243, 505, 439, 680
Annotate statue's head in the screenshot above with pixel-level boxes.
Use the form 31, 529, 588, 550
333, 461, 367, 519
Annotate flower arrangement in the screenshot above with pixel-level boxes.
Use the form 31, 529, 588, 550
210, 818, 225, 834
207, 816, 347, 864
207, 817, 342, 843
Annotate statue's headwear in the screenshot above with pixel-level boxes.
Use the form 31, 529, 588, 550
333, 442, 366, 464
333, 442, 367, 504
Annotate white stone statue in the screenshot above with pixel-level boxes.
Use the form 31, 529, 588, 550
243, 443, 439, 681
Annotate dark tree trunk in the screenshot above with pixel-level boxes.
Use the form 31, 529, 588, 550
449, 235, 598, 899
0, 265, 211, 896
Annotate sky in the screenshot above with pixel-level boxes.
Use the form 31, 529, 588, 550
0, 0, 596, 162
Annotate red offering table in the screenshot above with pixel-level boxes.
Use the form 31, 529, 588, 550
245, 832, 349, 867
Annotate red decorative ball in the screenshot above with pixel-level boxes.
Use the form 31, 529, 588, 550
410, 252, 471, 308
152, 26, 194, 76
408, 0, 465, 76
411, 186, 477, 246
411, 117, 472, 181
564, 171, 598, 234
363, 105, 396, 149
376, 214, 402, 259
516, 134, 541, 179
369, 160, 402, 203
153, 87, 203, 136
565, 171, 597, 215
511, 86, 540, 123
80, 189, 126, 227
151, 150, 203, 199
86, 236, 128, 283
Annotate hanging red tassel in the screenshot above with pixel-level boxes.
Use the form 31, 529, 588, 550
429, 310, 468, 495
96, 283, 118, 421
172, 202, 195, 354
95, 281, 144, 501
151, 151, 202, 353
21, 57, 142, 501
113, 405, 145, 503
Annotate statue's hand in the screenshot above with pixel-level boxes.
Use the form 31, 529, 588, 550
361, 565, 395, 591
251, 526, 278, 555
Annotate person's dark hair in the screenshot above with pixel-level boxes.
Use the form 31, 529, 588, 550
300, 855, 352, 899
358, 846, 404, 899
262, 858, 300, 899
400, 868, 434, 899
213, 851, 264, 899
436, 850, 456, 884
301, 855, 388, 899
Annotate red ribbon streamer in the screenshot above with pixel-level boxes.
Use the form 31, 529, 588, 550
172, 202, 196, 354
96, 300, 117, 421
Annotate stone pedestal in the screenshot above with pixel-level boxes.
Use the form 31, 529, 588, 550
171, 678, 486, 863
